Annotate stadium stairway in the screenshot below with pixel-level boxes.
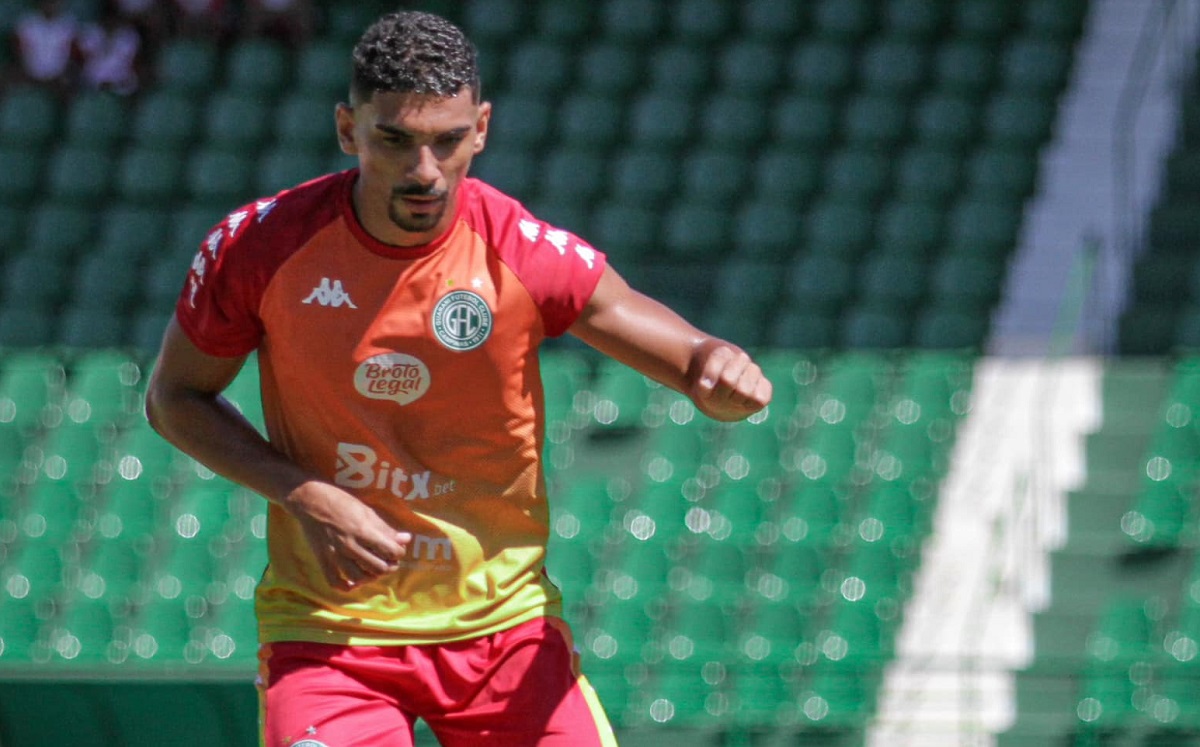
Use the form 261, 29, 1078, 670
999, 360, 1193, 747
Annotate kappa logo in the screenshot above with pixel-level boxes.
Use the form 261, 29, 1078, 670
432, 290, 492, 351
303, 278, 357, 308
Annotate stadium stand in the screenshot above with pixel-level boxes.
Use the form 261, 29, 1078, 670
0, 0, 1137, 743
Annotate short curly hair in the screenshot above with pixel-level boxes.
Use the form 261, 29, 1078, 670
350, 11, 480, 104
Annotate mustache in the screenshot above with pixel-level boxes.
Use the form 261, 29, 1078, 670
393, 184, 447, 199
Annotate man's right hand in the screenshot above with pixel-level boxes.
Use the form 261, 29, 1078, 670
284, 481, 413, 591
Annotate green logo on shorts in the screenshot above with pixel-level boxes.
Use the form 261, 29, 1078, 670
432, 291, 492, 351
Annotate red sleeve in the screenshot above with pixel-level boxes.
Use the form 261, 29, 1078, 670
174, 206, 268, 358
466, 180, 608, 337
174, 172, 350, 357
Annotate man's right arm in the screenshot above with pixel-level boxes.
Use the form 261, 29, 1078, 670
144, 316, 411, 589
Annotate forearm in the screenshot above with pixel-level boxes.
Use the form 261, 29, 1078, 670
145, 384, 318, 509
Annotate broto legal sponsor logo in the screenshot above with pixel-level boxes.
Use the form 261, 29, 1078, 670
354, 353, 429, 406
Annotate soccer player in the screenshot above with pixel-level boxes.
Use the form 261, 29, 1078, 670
145, 10, 772, 747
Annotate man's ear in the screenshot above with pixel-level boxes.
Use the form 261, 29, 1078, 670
335, 103, 358, 156
473, 101, 491, 154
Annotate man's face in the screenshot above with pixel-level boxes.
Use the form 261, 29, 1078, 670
336, 87, 489, 246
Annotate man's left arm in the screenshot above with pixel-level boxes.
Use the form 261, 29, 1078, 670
568, 265, 773, 422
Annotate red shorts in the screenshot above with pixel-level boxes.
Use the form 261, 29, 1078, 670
257, 617, 617, 747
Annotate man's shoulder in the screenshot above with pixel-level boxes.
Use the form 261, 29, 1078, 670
214, 170, 350, 259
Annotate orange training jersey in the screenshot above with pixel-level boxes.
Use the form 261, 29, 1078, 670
175, 171, 607, 645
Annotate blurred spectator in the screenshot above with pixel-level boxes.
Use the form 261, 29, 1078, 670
78, 7, 145, 95
171, 0, 230, 41
11, 0, 81, 91
242, 0, 315, 47
112, 0, 168, 54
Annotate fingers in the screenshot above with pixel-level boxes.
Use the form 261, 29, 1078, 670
694, 346, 773, 421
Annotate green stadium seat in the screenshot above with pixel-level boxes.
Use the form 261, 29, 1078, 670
740, 0, 805, 41
773, 94, 837, 147
859, 38, 928, 95
588, 359, 655, 431
672, 0, 735, 43
225, 39, 291, 94
648, 43, 710, 97
662, 202, 729, 260
842, 93, 909, 147
895, 146, 962, 202
294, 40, 351, 100
716, 40, 784, 93
770, 309, 838, 350
699, 94, 770, 149
823, 148, 891, 205
463, 0, 524, 43
611, 149, 679, 206
1001, 35, 1074, 94
788, 254, 853, 314
600, 0, 663, 42
944, 203, 1019, 264
730, 662, 798, 728
63, 350, 143, 428
630, 661, 728, 728
489, 93, 553, 148
787, 40, 855, 95
0, 85, 59, 147
506, 40, 571, 94
751, 148, 820, 210
56, 306, 127, 349
132, 91, 201, 150
204, 92, 272, 152
534, 0, 594, 42
186, 149, 258, 208
913, 92, 981, 150
629, 93, 695, 150
64, 90, 128, 149
779, 480, 846, 548
966, 144, 1039, 199
842, 305, 911, 349
0, 306, 53, 350
44, 145, 114, 207
55, 593, 117, 663
541, 147, 606, 203
859, 254, 928, 308
659, 597, 736, 664
592, 202, 658, 264
3, 536, 66, 604
0, 353, 61, 437
934, 39, 997, 96
876, 199, 944, 255
155, 38, 219, 93
928, 254, 1005, 312
2, 252, 66, 309
805, 199, 874, 257
732, 200, 804, 260
257, 147, 326, 196
470, 145, 535, 200
812, 0, 875, 42
953, 0, 1018, 42
558, 92, 623, 150
1023, 0, 1089, 39
576, 43, 643, 96
985, 92, 1056, 146
882, 0, 947, 42
275, 93, 335, 152
0, 146, 45, 206
115, 147, 185, 207
804, 660, 877, 727
913, 306, 989, 349
95, 204, 170, 265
